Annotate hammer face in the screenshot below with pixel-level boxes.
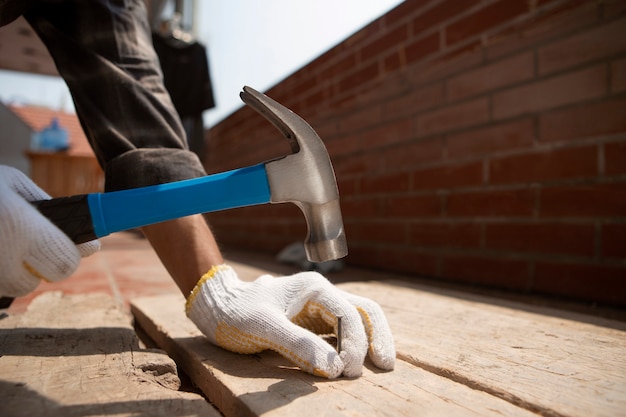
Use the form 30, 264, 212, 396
266, 155, 348, 263
297, 200, 348, 263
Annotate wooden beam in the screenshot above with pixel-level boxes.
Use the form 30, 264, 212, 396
0, 292, 219, 417
131, 292, 542, 417
338, 280, 626, 417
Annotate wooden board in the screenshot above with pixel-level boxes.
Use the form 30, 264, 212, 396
0, 292, 219, 417
131, 293, 541, 417
338, 280, 626, 417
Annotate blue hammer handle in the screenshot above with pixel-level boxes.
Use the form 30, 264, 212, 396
33, 163, 271, 244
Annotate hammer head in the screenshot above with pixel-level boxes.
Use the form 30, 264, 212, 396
240, 86, 347, 263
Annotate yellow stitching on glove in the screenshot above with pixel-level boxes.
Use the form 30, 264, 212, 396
185, 265, 230, 314
356, 306, 375, 352
215, 321, 329, 378
291, 301, 334, 334
22, 261, 52, 283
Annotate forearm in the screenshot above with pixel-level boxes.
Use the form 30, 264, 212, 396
141, 214, 223, 296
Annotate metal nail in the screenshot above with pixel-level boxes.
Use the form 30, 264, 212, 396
336, 315, 343, 353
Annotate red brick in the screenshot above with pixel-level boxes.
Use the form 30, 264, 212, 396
442, 255, 531, 289
346, 220, 408, 244
447, 118, 535, 159
485, 0, 598, 61
538, 16, 626, 75
602, 223, 626, 258
447, 52, 535, 101
417, 98, 490, 136
377, 246, 440, 276
350, 244, 439, 277
313, 119, 338, 141
326, 133, 361, 158
341, 197, 380, 218
337, 62, 379, 93
611, 57, 626, 93
361, 25, 409, 63
605, 140, 626, 176
380, 138, 444, 171
334, 152, 379, 176
410, 222, 482, 248
360, 171, 411, 195
603, 0, 626, 19
540, 182, 626, 217
446, 0, 530, 46
408, 41, 483, 86
344, 245, 380, 269
338, 105, 383, 133
342, 20, 382, 51
489, 145, 598, 185
383, 50, 404, 73
385, 0, 423, 27
485, 222, 595, 256
447, 188, 535, 217
539, 97, 626, 143
413, 0, 481, 35
361, 118, 413, 149
290, 75, 318, 98
318, 53, 357, 82
383, 83, 445, 119
537, 0, 566, 6
405, 32, 439, 65
336, 176, 358, 197
534, 262, 626, 305
412, 161, 484, 190
492, 65, 608, 120
385, 193, 443, 218
303, 87, 332, 109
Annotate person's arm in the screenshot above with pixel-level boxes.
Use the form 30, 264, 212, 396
141, 215, 222, 295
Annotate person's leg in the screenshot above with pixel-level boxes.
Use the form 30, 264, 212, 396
24, 0, 223, 294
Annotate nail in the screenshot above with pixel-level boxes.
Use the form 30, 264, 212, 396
336, 315, 343, 353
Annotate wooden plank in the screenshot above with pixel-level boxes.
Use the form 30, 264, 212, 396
131, 293, 541, 417
338, 280, 626, 417
0, 292, 219, 417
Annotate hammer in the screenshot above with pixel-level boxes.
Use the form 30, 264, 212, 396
33, 86, 348, 263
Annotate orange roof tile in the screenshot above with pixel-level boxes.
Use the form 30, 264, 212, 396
8, 104, 94, 157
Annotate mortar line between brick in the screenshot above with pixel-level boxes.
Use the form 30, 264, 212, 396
595, 222, 603, 260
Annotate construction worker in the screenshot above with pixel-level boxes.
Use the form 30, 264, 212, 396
0, 0, 395, 378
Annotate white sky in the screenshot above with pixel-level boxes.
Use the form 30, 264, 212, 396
0, 0, 404, 126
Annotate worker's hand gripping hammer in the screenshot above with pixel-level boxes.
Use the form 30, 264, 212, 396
33, 87, 348, 263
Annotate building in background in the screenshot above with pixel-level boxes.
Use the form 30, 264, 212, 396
0, 103, 103, 196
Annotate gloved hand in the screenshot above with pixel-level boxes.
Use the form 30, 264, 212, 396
186, 265, 395, 378
0, 165, 100, 297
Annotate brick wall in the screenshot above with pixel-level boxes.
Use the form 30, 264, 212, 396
204, 0, 626, 306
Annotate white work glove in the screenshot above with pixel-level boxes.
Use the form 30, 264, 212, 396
186, 265, 395, 378
0, 165, 100, 297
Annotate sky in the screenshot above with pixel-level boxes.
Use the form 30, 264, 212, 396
0, 0, 404, 126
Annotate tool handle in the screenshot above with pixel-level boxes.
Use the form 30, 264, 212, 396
29, 164, 271, 244
32, 195, 97, 244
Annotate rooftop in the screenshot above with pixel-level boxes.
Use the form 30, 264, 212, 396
9, 103, 94, 157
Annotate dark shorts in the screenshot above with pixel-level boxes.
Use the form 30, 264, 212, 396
1, 0, 206, 190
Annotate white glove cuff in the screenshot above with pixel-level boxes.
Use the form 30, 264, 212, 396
185, 264, 236, 344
